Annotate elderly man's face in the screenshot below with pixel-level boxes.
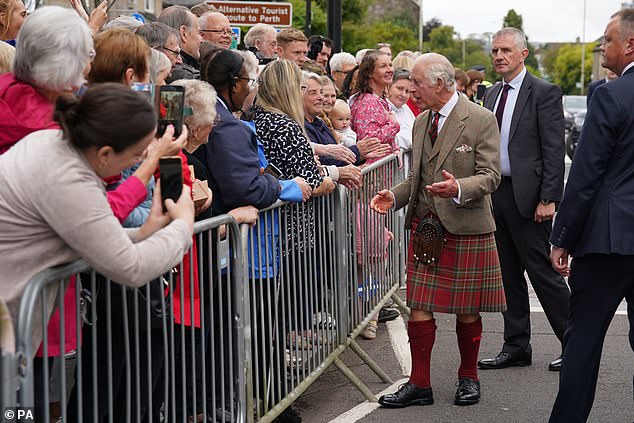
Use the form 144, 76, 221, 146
331, 62, 356, 90
302, 78, 324, 120
256, 30, 278, 58
410, 62, 441, 111
200, 13, 232, 49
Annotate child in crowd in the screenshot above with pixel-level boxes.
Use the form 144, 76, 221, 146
330, 99, 357, 148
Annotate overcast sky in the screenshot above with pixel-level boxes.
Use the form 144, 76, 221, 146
422, 0, 629, 43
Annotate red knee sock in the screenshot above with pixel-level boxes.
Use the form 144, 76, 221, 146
456, 318, 482, 381
408, 319, 436, 389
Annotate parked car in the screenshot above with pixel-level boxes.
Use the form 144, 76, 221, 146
565, 109, 586, 159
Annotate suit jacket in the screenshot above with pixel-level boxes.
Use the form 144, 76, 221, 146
586, 79, 606, 106
195, 103, 281, 215
550, 66, 634, 257
483, 71, 565, 219
391, 94, 501, 235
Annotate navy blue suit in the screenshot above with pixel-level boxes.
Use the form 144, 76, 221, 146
549, 66, 634, 423
586, 78, 606, 106
196, 102, 280, 215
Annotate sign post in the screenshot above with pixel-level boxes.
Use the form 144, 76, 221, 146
207, 1, 292, 27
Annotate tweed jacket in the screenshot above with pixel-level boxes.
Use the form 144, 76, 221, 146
391, 94, 501, 235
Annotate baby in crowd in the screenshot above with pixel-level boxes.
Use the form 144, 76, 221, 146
330, 99, 357, 148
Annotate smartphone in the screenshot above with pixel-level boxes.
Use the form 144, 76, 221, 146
159, 156, 183, 212
263, 162, 284, 179
476, 83, 487, 101
156, 85, 185, 138
131, 82, 155, 105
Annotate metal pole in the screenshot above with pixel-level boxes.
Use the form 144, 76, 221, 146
418, 0, 423, 52
580, 0, 587, 95
327, 0, 342, 52
305, 0, 312, 38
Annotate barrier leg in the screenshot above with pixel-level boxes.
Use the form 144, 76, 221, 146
347, 339, 393, 384
332, 357, 377, 403
391, 293, 410, 318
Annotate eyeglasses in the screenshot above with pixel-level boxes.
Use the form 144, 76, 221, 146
300, 84, 308, 92
237, 76, 257, 88
200, 28, 235, 37
161, 46, 182, 58
88, 48, 96, 62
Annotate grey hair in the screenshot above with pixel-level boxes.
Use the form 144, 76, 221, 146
0, 41, 15, 74
493, 27, 528, 50
329, 51, 356, 71
13, 6, 92, 92
136, 22, 180, 49
414, 53, 456, 92
302, 70, 323, 86
149, 49, 171, 84
198, 11, 226, 31
103, 15, 143, 32
244, 23, 276, 48
355, 48, 369, 64
158, 6, 195, 33
170, 79, 217, 131
236, 50, 258, 79
612, 8, 634, 40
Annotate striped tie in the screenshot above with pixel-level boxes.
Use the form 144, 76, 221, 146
428, 112, 440, 146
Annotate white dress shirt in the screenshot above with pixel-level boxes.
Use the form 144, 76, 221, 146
494, 66, 527, 176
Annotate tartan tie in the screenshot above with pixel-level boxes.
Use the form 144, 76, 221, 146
495, 84, 511, 128
428, 112, 440, 146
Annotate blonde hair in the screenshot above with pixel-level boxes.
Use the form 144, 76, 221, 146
256, 59, 305, 127
276, 27, 307, 48
391, 53, 414, 71
330, 99, 350, 118
0, 40, 14, 73
0, 0, 19, 39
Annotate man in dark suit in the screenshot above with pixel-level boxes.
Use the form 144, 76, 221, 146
586, 69, 618, 105
549, 9, 634, 422
478, 27, 570, 372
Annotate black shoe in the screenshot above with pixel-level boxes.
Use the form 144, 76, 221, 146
454, 378, 481, 405
478, 351, 532, 369
273, 405, 302, 423
548, 356, 563, 372
378, 308, 400, 323
378, 382, 434, 408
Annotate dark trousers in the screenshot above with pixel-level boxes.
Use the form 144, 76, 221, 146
549, 254, 634, 423
492, 179, 570, 355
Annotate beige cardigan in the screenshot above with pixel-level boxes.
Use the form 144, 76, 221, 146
0, 129, 192, 350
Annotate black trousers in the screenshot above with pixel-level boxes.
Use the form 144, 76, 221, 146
492, 179, 570, 355
549, 254, 634, 423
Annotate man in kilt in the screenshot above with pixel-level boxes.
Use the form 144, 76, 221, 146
371, 53, 506, 408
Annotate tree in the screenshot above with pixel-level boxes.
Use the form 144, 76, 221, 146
423, 17, 442, 42
552, 44, 593, 94
503, 9, 523, 30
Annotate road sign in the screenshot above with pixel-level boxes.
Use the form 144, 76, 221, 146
207, 1, 292, 27
230, 27, 241, 49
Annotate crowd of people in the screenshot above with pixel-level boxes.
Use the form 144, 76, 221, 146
0, 0, 633, 422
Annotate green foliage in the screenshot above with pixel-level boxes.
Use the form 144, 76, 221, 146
342, 20, 418, 54
551, 44, 593, 94
289, 0, 326, 36
503, 9, 523, 30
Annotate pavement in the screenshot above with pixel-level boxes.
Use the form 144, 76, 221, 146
294, 287, 633, 423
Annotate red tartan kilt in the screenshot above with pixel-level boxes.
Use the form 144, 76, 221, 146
406, 219, 506, 314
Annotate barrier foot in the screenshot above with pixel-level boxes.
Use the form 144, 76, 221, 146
348, 339, 393, 384
333, 357, 377, 402
391, 292, 410, 318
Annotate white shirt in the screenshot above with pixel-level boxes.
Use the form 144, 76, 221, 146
494, 66, 527, 176
621, 62, 634, 76
387, 99, 415, 151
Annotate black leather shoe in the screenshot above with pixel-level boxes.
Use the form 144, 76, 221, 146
378, 382, 434, 408
478, 351, 532, 369
548, 356, 562, 371
378, 308, 400, 323
455, 378, 481, 405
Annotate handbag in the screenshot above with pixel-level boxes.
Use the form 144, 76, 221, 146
412, 217, 445, 265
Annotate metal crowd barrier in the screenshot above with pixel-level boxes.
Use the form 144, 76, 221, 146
9, 155, 409, 422
14, 215, 244, 423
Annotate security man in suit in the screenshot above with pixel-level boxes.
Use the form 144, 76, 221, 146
371, 53, 506, 408
477, 27, 570, 372
549, 8, 634, 422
